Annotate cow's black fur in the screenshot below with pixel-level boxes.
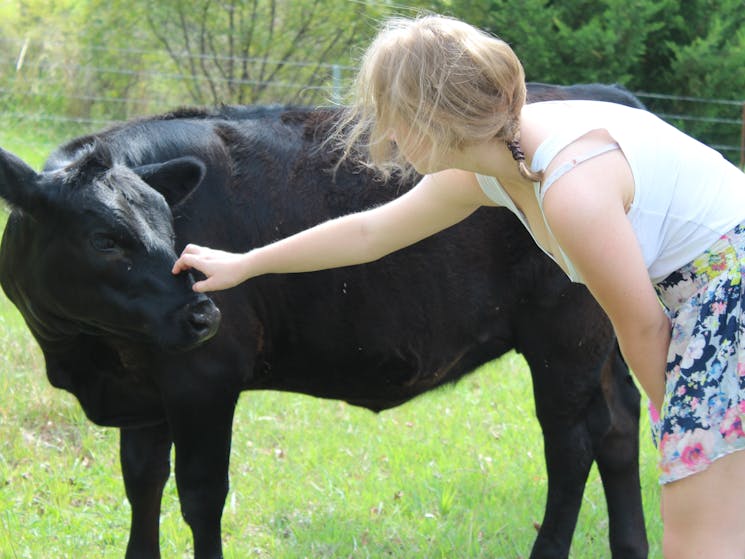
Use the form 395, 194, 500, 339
0, 83, 648, 558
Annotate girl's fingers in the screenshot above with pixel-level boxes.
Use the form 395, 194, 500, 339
172, 254, 191, 274
172, 253, 205, 275
191, 279, 209, 292
173, 244, 205, 271
181, 243, 203, 254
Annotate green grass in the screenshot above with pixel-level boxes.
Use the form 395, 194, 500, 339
0, 276, 663, 558
0, 116, 94, 170
0, 127, 663, 557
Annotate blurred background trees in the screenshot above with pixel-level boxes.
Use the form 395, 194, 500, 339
1, 0, 744, 163
439, 0, 745, 160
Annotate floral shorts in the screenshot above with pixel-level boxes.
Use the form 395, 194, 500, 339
651, 221, 745, 484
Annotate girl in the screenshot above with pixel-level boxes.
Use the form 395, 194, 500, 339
172, 14, 745, 558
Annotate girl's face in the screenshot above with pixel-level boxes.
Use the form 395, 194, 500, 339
390, 122, 437, 174
390, 124, 452, 175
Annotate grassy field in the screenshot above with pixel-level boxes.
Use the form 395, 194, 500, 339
0, 284, 663, 558
0, 124, 663, 558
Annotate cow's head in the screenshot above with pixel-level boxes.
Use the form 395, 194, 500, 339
0, 143, 221, 354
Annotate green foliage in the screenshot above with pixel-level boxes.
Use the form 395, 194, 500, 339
653, 0, 745, 152
134, 0, 391, 106
438, 0, 745, 162
442, 0, 745, 91
1, 2, 81, 117
3, 0, 744, 155
68, 1, 166, 120
1, 0, 397, 119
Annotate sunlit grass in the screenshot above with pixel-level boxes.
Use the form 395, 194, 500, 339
0, 277, 662, 558
0, 115, 98, 170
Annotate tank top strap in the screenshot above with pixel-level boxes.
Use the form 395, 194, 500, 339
540, 142, 621, 200
530, 125, 601, 174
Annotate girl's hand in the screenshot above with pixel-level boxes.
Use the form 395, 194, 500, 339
172, 244, 250, 292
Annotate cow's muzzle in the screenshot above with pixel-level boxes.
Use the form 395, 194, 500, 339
187, 296, 221, 339
171, 295, 221, 351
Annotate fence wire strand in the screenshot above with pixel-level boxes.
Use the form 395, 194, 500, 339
1, 43, 743, 166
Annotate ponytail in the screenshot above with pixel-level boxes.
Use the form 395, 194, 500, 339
505, 138, 543, 183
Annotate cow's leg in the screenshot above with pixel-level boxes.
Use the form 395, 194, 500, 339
518, 285, 646, 558
120, 423, 173, 559
517, 297, 615, 557
528, 404, 594, 559
590, 351, 648, 558
164, 380, 239, 559
518, 324, 604, 556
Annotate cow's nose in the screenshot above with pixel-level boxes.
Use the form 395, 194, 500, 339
186, 297, 221, 340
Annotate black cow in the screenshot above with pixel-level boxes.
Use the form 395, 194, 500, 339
0, 83, 648, 559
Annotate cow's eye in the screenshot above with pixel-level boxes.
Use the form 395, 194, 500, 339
90, 234, 119, 252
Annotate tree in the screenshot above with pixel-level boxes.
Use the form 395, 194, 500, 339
141, 0, 389, 106
436, 0, 745, 163
1, 0, 87, 116
649, 0, 745, 159
435, 0, 673, 88
3, 0, 743, 161
73, 0, 168, 120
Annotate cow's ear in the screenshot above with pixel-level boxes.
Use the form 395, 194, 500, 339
0, 147, 44, 212
133, 156, 206, 208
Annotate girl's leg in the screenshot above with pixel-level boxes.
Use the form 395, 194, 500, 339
661, 448, 745, 559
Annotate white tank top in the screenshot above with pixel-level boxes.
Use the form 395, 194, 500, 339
476, 100, 745, 284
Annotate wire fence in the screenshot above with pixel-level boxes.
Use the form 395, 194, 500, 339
2, 35, 744, 168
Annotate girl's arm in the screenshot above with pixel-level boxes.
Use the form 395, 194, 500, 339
543, 152, 669, 411
172, 168, 490, 292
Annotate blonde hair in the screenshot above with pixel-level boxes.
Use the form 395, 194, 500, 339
332, 14, 541, 182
